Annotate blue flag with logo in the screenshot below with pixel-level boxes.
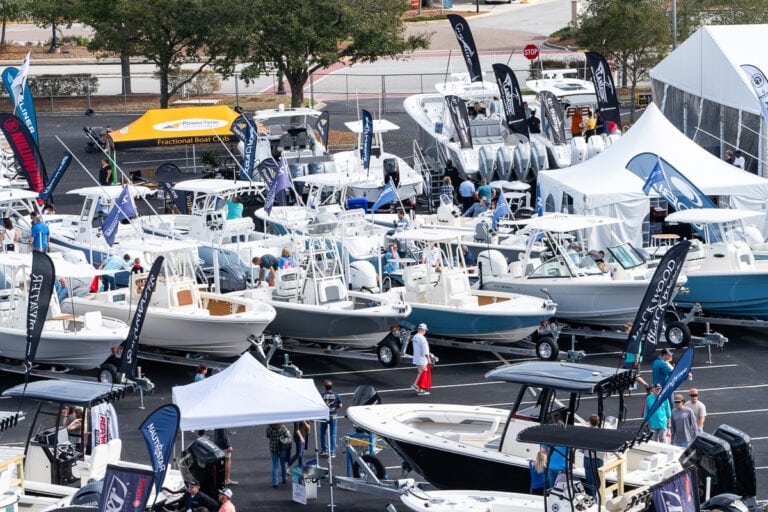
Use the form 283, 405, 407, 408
640, 346, 694, 431
231, 115, 257, 180
102, 185, 137, 246
316, 111, 330, 148
139, 404, 180, 499
38, 151, 71, 202
651, 467, 699, 512
492, 196, 510, 230
264, 158, 291, 216
361, 110, 373, 172
371, 180, 398, 214
2, 63, 39, 146
98, 464, 155, 512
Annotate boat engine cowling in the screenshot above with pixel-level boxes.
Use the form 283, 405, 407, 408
570, 136, 587, 164
477, 250, 509, 279
586, 135, 606, 159
349, 260, 380, 293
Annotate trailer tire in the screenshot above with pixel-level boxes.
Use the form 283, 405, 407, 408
351, 454, 386, 479
377, 337, 400, 368
98, 363, 118, 383
536, 336, 559, 361
665, 321, 691, 348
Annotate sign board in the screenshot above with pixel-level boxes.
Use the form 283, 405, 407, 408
523, 44, 540, 60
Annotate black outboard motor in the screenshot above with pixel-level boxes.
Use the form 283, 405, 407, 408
70, 480, 104, 507
700, 493, 750, 512
685, 432, 737, 497
178, 437, 225, 499
714, 424, 757, 509
351, 385, 381, 407
383, 158, 399, 188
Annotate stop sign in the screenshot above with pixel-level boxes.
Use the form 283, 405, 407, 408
523, 44, 540, 60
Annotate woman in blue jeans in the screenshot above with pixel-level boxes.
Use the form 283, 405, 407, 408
266, 423, 292, 488
288, 420, 310, 468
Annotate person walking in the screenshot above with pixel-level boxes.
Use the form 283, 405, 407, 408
644, 383, 671, 442
266, 423, 292, 488
583, 414, 604, 498
685, 388, 707, 433
214, 428, 238, 485
98, 158, 113, 186
671, 393, 698, 448
28, 212, 50, 253
411, 323, 432, 396
217, 488, 236, 512
288, 420, 310, 468
319, 380, 342, 458
2, 218, 18, 253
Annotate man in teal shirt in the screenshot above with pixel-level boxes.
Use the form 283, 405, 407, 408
644, 383, 671, 442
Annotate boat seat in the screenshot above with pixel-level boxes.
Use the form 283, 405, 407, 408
275, 269, 300, 298
278, 133, 294, 150
318, 282, 344, 304
177, 289, 194, 307
295, 132, 311, 149
84, 310, 102, 330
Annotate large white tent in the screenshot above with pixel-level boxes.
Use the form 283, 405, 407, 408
538, 103, 768, 248
650, 25, 768, 175
172, 353, 328, 431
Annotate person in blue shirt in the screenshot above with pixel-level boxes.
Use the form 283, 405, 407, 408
28, 212, 50, 252
458, 175, 476, 213
644, 383, 671, 442
225, 196, 243, 220
384, 244, 401, 274
462, 246, 476, 267
252, 254, 280, 286
394, 211, 411, 230
278, 248, 296, 269
54, 277, 69, 304
462, 198, 488, 218
475, 178, 493, 205
541, 444, 568, 488
652, 349, 674, 388
319, 379, 343, 457
99, 253, 132, 291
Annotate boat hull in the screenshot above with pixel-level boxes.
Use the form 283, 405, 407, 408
480, 277, 650, 328
674, 272, 768, 319
400, 490, 544, 512
0, 327, 121, 370
63, 297, 271, 357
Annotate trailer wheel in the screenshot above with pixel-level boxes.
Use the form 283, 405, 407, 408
98, 363, 118, 383
665, 321, 691, 348
536, 336, 559, 361
351, 453, 386, 479
377, 337, 401, 368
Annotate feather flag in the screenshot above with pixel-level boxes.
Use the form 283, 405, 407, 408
492, 196, 510, 230
25, 251, 55, 383
102, 185, 137, 246
371, 180, 399, 214
10, 51, 30, 105
264, 158, 291, 215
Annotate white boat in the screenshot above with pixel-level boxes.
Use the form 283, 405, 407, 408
657, 209, 768, 320
384, 229, 556, 350
477, 214, 680, 329
234, 226, 410, 354
525, 70, 620, 167
0, 252, 128, 372
334, 118, 424, 202
60, 238, 277, 357
348, 361, 686, 494
404, 74, 505, 178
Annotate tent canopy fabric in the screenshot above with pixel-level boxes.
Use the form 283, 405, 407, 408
110, 105, 240, 150
538, 103, 768, 248
171, 353, 328, 431
650, 25, 768, 116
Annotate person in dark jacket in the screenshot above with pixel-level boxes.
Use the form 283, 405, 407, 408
174, 481, 217, 512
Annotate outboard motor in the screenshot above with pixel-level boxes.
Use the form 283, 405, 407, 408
685, 432, 737, 498
178, 437, 225, 500
348, 260, 379, 293
474, 220, 493, 244
351, 385, 381, 406
586, 135, 606, 159
714, 424, 757, 504
477, 146, 496, 183
570, 136, 587, 164
529, 138, 548, 174
476, 250, 508, 280
512, 140, 531, 181
700, 494, 750, 512
70, 480, 104, 506
217, 263, 248, 293
495, 146, 513, 181
383, 158, 399, 188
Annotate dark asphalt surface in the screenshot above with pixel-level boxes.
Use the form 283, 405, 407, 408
0, 110, 765, 511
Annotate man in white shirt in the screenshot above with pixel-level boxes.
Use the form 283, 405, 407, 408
411, 323, 431, 395
733, 150, 745, 169
422, 242, 443, 271
458, 175, 476, 213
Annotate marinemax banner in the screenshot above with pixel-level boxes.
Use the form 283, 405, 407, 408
540, 90, 566, 145
445, 95, 473, 149
2, 63, 39, 146
0, 113, 47, 200
624, 240, 690, 359
585, 52, 622, 130
98, 464, 155, 512
448, 14, 482, 82
361, 110, 373, 171
25, 251, 55, 376
139, 404, 180, 498
492, 63, 529, 138
119, 256, 164, 380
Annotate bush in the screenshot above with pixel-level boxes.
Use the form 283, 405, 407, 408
58, 35, 90, 46
28, 74, 100, 96
157, 69, 222, 97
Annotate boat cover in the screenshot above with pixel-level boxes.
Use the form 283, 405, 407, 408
3, 380, 126, 406
485, 361, 632, 395
517, 424, 650, 452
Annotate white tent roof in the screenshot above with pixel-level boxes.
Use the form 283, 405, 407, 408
650, 25, 768, 115
538, 103, 768, 246
172, 353, 328, 430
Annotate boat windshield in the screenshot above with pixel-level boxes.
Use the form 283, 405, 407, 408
606, 243, 646, 270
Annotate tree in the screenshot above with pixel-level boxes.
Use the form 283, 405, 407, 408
119, 0, 246, 108
240, 0, 430, 108
78, 0, 136, 95
576, 0, 670, 121
673, 0, 768, 42
0, 0, 25, 45
25, 0, 78, 52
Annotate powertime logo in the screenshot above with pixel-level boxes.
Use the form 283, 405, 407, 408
153, 118, 229, 132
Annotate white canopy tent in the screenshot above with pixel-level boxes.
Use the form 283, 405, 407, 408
172, 353, 328, 430
650, 25, 768, 175
538, 103, 768, 249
